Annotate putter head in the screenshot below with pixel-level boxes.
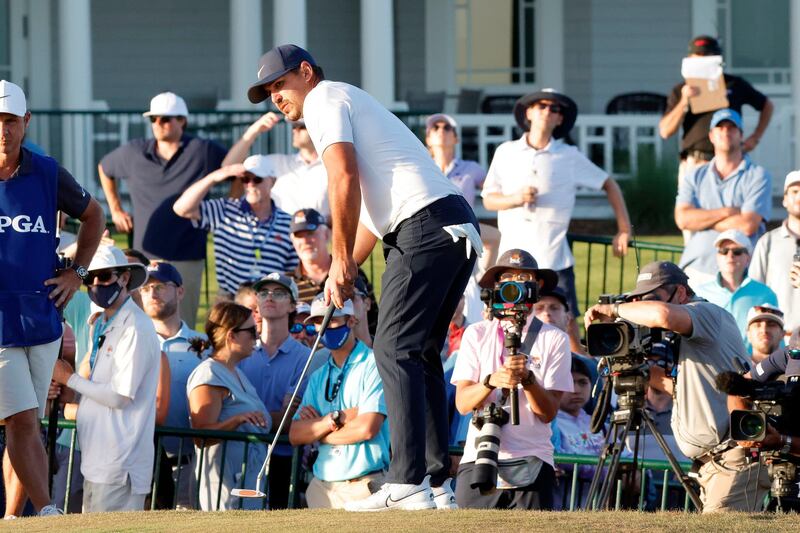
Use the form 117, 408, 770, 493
230, 488, 266, 498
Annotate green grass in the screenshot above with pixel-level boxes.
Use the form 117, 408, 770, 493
5, 509, 799, 532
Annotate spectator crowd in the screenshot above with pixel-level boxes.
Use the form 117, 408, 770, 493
1, 32, 799, 517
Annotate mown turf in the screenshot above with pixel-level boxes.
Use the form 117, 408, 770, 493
3, 509, 798, 532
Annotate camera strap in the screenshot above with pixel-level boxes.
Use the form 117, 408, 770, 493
520, 317, 544, 355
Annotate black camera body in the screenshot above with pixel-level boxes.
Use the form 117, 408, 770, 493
471, 403, 510, 494
480, 280, 539, 320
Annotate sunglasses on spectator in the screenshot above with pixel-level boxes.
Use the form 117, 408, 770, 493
431, 123, 454, 132
534, 102, 563, 114
233, 325, 257, 338
717, 247, 748, 256
149, 116, 178, 124
84, 270, 119, 285
240, 175, 265, 185
257, 288, 291, 301
290, 323, 317, 336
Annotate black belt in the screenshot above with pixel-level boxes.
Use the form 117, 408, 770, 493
693, 445, 736, 466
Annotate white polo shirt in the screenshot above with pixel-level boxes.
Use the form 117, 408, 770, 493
450, 315, 573, 466
303, 81, 462, 238
76, 298, 161, 494
482, 137, 607, 270
267, 153, 330, 218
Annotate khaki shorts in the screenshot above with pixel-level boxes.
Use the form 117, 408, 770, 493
697, 447, 770, 513
305, 471, 385, 509
0, 336, 62, 420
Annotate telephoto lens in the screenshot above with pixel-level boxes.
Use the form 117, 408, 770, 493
471, 403, 510, 494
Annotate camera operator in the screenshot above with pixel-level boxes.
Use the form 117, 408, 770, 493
584, 260, 768, 513
451, 249, 573, 509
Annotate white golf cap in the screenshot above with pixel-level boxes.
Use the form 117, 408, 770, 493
713, 229, 752, 254
784, 170, 800, 193
305, 292, 354, 323
746, 303, 784, 328
243, 155, 277, 178
0, 80, 26, 117
425, 113, 458, 131
142, 92, 189, 117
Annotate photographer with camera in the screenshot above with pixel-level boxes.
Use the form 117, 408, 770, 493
451, 249, 573, 509
585, 261, 768, 513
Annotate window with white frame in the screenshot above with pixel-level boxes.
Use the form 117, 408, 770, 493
0, 0, 10, 81
455, 0, 536, 86
717, 0, 790, 85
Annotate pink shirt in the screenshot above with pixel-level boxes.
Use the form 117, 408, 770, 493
451, 316, 573, 466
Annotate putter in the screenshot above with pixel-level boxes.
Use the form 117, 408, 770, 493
231, 301, 336, 500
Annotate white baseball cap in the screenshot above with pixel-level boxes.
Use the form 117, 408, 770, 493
142, 92, 189, 117
305, 292, 354, 323
0, 80, 26, 117
713, 229, 752, 254
746, 303, 784, 329
784, 171, 800, 193
243, 155, 277, 179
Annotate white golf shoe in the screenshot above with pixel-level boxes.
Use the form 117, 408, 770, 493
344, 475, 436, 512
431, 478, 458, 509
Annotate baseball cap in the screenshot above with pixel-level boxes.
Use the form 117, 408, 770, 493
713, 229, 752, 254
0, 80, 26, 117
784, 171, 800, 193
626, 261, 689, 299
747, 304, 784, 329
479, 249, 558, 291
688, 35, 722, 56
243, 155, 278, 179
425, 113, 458, 132
248, 44, 317, 104
142, 92, 189, 117
253, 272, 299, 302
538, 286, 570, 312
295, 301, 312, 315
145, 261, 183, 286
290, 208, 326, 234
305, 292, 354, 322
709, 109, 743, 131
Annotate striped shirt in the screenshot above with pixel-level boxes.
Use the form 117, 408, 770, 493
197, 197, 299, 294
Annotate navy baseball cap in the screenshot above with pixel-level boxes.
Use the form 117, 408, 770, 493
290, 208, 326, 234
248, 44, 317, 104
146, 261, 183, 286
688, 35, 722, 56
710, 108, 743, 131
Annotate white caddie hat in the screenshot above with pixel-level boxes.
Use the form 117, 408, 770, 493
0, 80, 26, 117
87, 245, 148, 291
784, 171, 800, 193
243, 155, 278, 179
142, 92, 189, 117
713, 229, 752, 254
305, 292, 354, 323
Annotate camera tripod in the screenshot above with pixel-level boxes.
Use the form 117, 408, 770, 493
583, 370, 703, 511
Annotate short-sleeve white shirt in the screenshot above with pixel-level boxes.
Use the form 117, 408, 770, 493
482, 137, 608, 270
303, 81, 462, 237
450, 316, 573, 466
267, 153, 330, 218
76, 299, 161, 494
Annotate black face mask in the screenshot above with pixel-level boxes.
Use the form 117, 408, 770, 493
88, 281, 123, 308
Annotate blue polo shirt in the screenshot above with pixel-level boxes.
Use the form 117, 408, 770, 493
160, 321, 206, 455
238, 335, 313, 456
696, 274, 778, 352
99, 134, 227, 260
677, 157, 772, 275
294, 341, 389, 482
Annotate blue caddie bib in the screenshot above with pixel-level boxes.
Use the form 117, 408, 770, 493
0, 151, 63, 347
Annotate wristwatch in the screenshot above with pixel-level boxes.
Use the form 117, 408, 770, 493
612, 301, 622, 318
329, 410, 343, 430
483, 374, 496, 391
781, 435, 792, 455
521, 370, 536, 387
70, 263, 89, 281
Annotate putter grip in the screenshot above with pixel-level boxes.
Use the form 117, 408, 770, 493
510, 388, 520, 425
319, 302, 336, 332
